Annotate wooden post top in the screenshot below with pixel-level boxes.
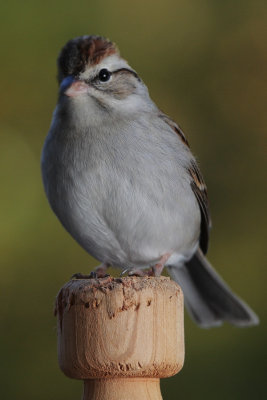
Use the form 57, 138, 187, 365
55, 276, 184, 399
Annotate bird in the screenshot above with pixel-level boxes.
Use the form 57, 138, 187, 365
41, 35, 259, 328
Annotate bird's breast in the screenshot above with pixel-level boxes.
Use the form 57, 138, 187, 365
41, 116, 200, 267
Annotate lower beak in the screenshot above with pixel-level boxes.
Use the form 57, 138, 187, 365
60, 76, 88, 97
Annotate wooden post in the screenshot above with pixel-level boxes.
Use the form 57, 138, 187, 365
55, 276, 184, 400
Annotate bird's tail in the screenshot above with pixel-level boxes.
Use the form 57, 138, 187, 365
167, 249, 259, 328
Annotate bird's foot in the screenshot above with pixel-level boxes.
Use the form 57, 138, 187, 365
127, 268, 154, 277
123, 253, 171, 278
72, 263, 110, 279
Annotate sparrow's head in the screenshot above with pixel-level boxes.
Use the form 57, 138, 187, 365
57, 35, 151, 117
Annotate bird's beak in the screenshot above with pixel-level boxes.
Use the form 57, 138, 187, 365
60, 76, 88, 97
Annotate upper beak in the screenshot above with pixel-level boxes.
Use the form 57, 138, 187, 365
60, 76, 88, 97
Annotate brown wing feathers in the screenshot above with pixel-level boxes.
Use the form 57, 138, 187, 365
188, 161, 210, 254
159, 113, 190, 147
161, 112, 210, 254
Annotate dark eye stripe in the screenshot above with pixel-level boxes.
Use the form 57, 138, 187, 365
112, 68, 141, 81
85, 67, 140, 88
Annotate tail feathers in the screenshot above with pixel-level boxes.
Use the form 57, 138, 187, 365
168, 249, 259, 328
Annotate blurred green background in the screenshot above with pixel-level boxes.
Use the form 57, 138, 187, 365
0, 0, 266, 399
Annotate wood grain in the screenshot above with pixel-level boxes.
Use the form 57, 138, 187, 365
55, 276, 184, 399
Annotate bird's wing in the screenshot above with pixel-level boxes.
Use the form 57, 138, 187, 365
159, 113, 190, 147
159, 113, 211, 254
187, 160, 211, 254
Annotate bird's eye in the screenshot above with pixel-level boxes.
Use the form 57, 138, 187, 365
98, 69, 111, 82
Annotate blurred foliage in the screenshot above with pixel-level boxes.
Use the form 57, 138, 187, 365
0, 0, 266, 399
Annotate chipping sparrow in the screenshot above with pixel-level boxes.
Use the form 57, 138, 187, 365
42, 35, 259, 327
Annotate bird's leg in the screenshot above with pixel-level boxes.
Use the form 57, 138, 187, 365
72, 263, 110, 279
127, 253, 171, 277
152, 253, 171, 277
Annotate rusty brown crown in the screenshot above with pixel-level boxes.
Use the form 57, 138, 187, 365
57, 35, 118, 83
